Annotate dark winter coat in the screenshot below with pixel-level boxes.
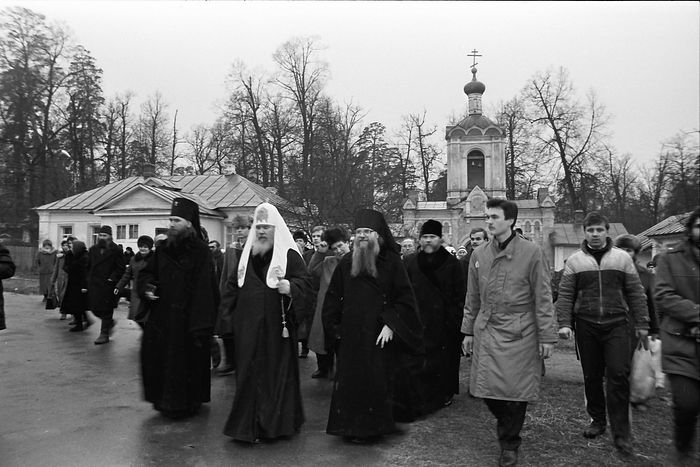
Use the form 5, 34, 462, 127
654, 240, 700, 381
86, 242, 125, 315
221, 249, 311, 442
404, 247, 466, 414
36, 248, 57, 296
0, 243, 16, 330
299, 249, 332, 340
323, 248, 424, 438
138, 237, 219, 416
308, 255, 342, 355
636, 263, 659, 335
115, 252, 152, 321
60, 249, 88, 315
215, 247, 242, 336
211, 248, 224, 285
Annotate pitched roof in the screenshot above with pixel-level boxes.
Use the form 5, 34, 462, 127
34, 174, 296, 214
94, 184, 224, 218
550, 223, 629, 246
638, 212, 692, 238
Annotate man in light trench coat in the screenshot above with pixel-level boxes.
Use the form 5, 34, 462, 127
462, 198, 557, 467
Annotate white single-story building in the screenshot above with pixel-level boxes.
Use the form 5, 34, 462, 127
34, 174, 302, 250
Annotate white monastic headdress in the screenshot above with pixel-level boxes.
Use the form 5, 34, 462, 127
237, 202, 302, 288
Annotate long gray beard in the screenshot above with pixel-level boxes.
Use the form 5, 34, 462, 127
252, 239, 273, 257
351, 239, 379, 278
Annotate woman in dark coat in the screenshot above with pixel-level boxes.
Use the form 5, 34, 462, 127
62, 241, 91, 332
115, 235, 154, 325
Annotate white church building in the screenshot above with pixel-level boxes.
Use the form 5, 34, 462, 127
400, 62, 628, 270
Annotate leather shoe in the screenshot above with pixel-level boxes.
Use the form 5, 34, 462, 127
94, 333, 110, 345
582, 422, 606, 438
614, 437, 633, 457
311, 369, 328, 379
68, 324, 84, 332
498, 449, 518, 467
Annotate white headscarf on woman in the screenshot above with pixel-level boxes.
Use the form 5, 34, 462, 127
237, 202, 302, 288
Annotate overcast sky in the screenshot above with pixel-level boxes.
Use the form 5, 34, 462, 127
5, 1, 699, 166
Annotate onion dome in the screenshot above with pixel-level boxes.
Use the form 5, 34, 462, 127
463, 67, 486, 95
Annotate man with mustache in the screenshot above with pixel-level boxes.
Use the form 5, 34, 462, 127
220, 203, 311, 443
404, 220, 465, 414
323, 208, 423, 443
138, 197, 219, 419
86, 226, 125, 345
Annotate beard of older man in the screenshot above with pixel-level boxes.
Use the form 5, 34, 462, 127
351, 234, 380, 278
252, 225, 275, 257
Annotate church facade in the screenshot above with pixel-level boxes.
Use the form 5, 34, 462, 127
400, 62, 627, 270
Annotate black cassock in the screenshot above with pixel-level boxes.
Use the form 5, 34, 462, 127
404, 247, 465, 415
220, 249, 311, 442
138, 239, 219, 418
323, 248, 424, 438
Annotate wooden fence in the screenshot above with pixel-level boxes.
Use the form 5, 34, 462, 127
5, 245, 38, 274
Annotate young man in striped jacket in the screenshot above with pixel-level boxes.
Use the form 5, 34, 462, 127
556, 211, 649, 458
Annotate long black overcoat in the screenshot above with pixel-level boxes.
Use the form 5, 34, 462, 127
138, 238, 219, 417
221, 249, 311, 442
86, 242, 125, 315
60, 251, 88, 315
322, 248, 424, 438
404, 247, 465, 414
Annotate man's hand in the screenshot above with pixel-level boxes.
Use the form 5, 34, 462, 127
375, 325, 394, 348
144, 289, 159, 301
317, 241, 329, 254
540, 343, 553, 359
277, 279, 291, 296
462, 335, 473, 356
636, 329, 649, 350
558, 327, 572, 339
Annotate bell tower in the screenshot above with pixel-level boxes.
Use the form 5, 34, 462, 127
445, 50, 506, 206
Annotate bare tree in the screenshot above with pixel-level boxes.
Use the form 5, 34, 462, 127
273, 36, 328, 202
404, 111, 442, 194
138, 91, 169, 171
524, 67, 609, 213
603, 147, 637, 224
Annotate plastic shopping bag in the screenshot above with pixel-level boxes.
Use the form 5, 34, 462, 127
648, 338, 665, 389
629, 339, 656, 404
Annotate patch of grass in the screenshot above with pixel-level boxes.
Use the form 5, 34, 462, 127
3, 275, 40, 295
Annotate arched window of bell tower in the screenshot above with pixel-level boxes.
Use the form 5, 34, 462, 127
467, 150, 485, 189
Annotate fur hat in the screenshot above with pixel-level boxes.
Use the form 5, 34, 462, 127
137, 235, 154, 249
292, 230, 307, 242
99, 225, 113, 236
322, 227, 347, 246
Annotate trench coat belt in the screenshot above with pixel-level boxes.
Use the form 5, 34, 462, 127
477, 305, 534, 331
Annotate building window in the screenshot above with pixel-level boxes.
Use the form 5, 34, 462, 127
89, 225, 101, 246
467, 150, 485, 189
129, 224, 139, 239
116, 225, 127, 240
443, 221, 452, 236
524, 221, 532, 234
225, 225, 234, 247
534, 221, 541, 234
59, 225, 73, 243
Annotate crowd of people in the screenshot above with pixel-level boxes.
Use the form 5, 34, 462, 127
0, 199, 698, 466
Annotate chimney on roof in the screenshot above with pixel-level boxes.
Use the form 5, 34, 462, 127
142, 162, 156, 178
573, 210, 585, 228
222, 159, 236, 176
